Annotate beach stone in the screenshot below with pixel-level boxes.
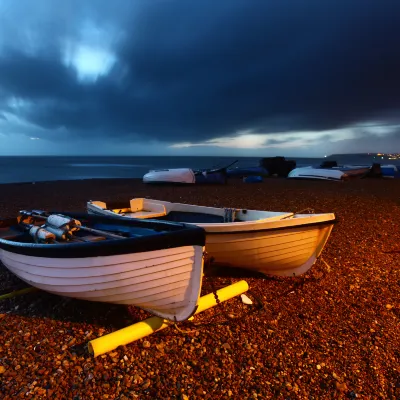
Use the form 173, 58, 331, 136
1, 177, 400, 399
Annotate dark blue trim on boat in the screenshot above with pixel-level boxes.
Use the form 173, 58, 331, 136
0, 212, 206, 258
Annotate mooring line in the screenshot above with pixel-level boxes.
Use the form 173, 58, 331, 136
0, 287, 39, 301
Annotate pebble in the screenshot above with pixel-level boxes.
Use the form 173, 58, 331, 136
336, 382, 348, 392
0, 178, 399, 399
142, 379, 151, 389
222, 343, 231, 350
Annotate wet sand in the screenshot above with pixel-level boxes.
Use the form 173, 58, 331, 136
0, 177, 399, 399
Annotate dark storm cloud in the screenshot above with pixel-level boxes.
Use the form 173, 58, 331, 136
1, 0, 400, 143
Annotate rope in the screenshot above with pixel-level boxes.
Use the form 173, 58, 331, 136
281, 207, 315, 220
320, 257, 332, 273
184, 252, 265, 328
223, 208, 238, 222
0, 287, 39, 301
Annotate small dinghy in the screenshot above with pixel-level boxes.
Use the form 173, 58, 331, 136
143, 161, 237, 184
381, 164, 400, 178
87, 199, 336, 277
288, 164, 371, 181
143, 168, 196, 184
0, 210, 206, 321
143, 168, 227, 184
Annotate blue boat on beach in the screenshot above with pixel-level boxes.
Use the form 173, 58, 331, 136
381, 165, 400, 178
227, 166, 269, 177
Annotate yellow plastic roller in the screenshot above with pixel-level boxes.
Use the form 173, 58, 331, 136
89, 280, 249, 357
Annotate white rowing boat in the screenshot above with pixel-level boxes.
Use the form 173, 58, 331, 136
87, 199, 336, 277
288, 165, 371, 181
0, 211, 206, 321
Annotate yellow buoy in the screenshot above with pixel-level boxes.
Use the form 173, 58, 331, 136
89, 280, 249, 357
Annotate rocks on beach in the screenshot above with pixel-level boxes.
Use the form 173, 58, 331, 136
0, 177, 399, 399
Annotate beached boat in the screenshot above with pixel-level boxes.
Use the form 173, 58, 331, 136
143, 168, 228, 184
87, 198, 336, 277
0, 211, 205, 321
143, 168, 195, 184
381, 164, 400, 178
142, 161, 238, 184
288, 165, 371, 181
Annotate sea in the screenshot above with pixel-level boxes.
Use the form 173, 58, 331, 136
0, 154, 394, 185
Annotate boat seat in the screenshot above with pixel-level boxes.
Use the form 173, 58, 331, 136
125, 211, 167, 219
128, 198, 167, 219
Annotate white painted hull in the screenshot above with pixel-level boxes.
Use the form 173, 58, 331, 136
0, 245, 204, 321
288, 165, 370, 181
143, 168, 195, 184
87, 199, 336, 276
288, 167, 345, 181
205, 223, 334, 276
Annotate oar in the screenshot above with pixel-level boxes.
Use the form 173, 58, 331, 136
210, 159, 239, 172
78, 225, 125, 239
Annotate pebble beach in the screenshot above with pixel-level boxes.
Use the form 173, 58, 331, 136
0, 177, 399, 399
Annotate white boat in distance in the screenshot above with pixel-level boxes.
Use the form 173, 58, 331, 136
143, 168, 196, 184
288, 165, 371, 181
87, 199, 336, 277
143, 167, 228, 184
0, 211, 206, 321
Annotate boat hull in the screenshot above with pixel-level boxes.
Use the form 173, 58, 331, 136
204, 223, 333, 276
288, 167, 344, 181
381, 164, 400, 178
0, 245, 204, 321
87, 200, 335, 277
288, 165, 370, 181
143, 168, 195, 184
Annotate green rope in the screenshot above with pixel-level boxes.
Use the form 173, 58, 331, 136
0, 287, 39, 301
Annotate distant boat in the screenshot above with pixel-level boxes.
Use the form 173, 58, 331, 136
380, 164, 400, 178
143, 168, 228, 184
288, 162, 371, 181
143, 168, 196, 184
87, 198, 336, 277
0, 211, 205, 322
142, 160, 238, 184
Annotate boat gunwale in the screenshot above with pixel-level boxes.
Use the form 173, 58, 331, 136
0, 212, 206, 258
204, 217, 337, 235
87, 200, 337, 233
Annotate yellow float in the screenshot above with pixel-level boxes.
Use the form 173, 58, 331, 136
89, 280, 249, 357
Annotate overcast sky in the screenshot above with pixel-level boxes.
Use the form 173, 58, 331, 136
0, 0, 400, 156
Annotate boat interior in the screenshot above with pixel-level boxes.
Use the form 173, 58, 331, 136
0, 216, 169, 244
89, 199, 294, 223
